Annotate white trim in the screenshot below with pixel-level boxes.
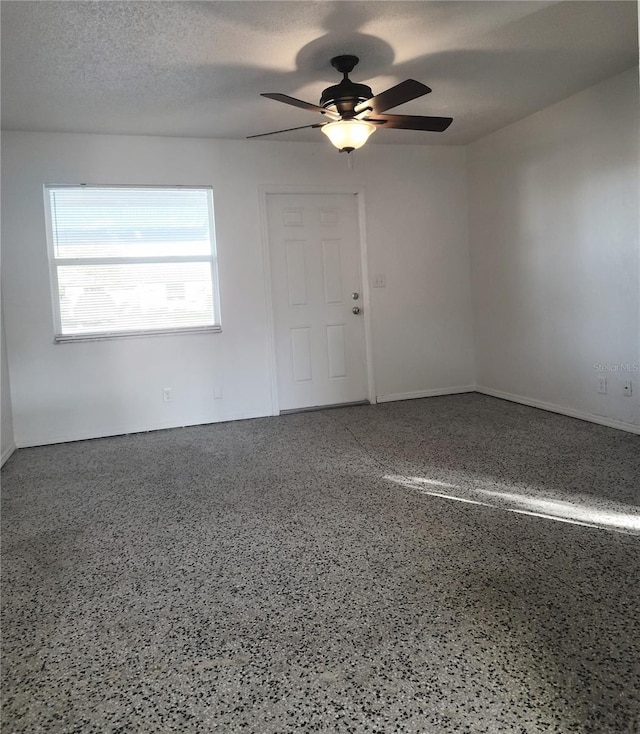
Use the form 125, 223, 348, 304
1, 443, 16, 466
476, 386, 640, 435
258, 185, 376, 413
13, 410, 272, 449
258, 188, 280, 416
44, 183, 217, 191
355, 190, 377, 405
43, 185, 63, 337
54, 324, 221, 344
13, 387, 639, 447
376, 385, 476, 403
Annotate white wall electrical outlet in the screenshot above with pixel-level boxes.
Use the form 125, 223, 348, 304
373, 274, 386, 288
162, 387, 173, 402
213, 385, 222, 400
623, 380, 632, 397
597, 376, 607, 394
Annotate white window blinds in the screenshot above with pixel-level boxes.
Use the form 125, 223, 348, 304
45, 186, 221, 341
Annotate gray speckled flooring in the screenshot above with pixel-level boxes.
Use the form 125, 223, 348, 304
2, 394, 639, 733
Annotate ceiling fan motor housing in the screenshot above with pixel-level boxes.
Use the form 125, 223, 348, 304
320, 79, 373, 118
320, 55, 372, 118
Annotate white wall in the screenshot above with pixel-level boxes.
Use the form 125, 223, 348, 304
1, 308, 15, 463
468, 68, 640, 430
3, 69, 638, 447
1, 133, 475, 447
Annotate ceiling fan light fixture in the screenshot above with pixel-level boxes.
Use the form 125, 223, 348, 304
252, 55, 451, 146
321, 119, 376, 152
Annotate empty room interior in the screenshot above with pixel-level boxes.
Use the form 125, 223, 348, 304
1, 1, 639, 732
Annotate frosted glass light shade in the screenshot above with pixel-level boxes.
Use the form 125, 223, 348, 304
321, 120, 376, 151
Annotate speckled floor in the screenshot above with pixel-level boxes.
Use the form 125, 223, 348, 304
2, 394, 639, 733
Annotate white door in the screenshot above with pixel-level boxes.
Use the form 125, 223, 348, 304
267, 193, 368, 412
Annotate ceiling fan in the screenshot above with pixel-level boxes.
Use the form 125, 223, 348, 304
248, 55, 452, 153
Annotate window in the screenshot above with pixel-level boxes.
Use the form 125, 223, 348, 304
44, 185, 221, 342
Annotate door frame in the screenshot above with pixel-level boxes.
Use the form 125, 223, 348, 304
259, 185, 376, 415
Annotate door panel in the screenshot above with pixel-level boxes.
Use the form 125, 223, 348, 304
267, 193, 368, 411
321, 239, 343, 304
285, 240, 308, 306
326, 324, 347, 379
290, 327, 312, 383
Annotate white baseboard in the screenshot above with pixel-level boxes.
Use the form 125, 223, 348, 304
14, 386, 638, 447
476, 386, 640, 435
14, 409, 272, 449
1, 443, 16, 466
376, 385, 476, 404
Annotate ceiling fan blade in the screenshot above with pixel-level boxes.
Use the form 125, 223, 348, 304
261, 93, 327, 114
369, 114, 453, 132
355, 79, 431, 115
247, 123, 324, 139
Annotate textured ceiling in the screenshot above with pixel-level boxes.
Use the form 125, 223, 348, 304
1, 1, 638, 145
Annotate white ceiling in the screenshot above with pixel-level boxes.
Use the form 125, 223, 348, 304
1, 1, 638, 145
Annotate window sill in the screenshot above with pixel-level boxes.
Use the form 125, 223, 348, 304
54, 325, 222, 343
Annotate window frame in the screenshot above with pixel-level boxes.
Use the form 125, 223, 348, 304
43, 184, 222, 343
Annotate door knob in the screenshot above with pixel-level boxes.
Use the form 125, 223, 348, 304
352, 306, 361, 315
352, 292, 359, 300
